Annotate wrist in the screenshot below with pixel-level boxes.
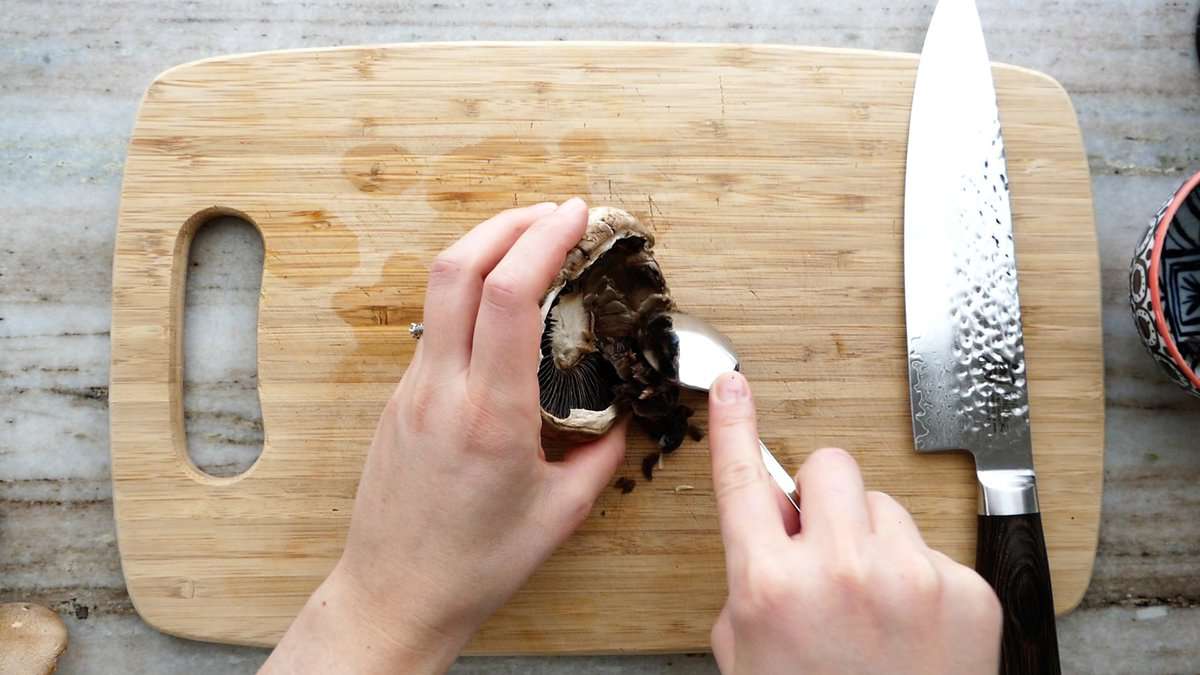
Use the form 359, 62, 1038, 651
264, 563, 472, 674
324, 561, 473, 671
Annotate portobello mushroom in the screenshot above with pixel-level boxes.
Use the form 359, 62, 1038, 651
0, 603, 68, 675
538, 207, 695, 468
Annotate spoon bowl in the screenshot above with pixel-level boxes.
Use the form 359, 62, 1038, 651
658, 311, 801, 513
666, 312, 741, 390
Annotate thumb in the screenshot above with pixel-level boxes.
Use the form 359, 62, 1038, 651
709, 372, 786, 563
710, 605, 736, 674
550, 416, 628, 520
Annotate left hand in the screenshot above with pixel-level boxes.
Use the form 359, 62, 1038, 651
262, 198, 627, 674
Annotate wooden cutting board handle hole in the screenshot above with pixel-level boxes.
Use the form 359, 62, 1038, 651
175, 207, 265, 483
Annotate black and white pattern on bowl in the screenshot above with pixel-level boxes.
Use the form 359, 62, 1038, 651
1130, 212, 1159, 350
1160, 188, 1200, 364
1129, 175, 1200, 396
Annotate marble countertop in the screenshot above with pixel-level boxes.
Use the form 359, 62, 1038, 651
3, 0, 1199, 672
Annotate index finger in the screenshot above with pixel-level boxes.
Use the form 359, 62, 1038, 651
708, 372, 788, 564
468, 198, 590, 398
420, 203, 558, 372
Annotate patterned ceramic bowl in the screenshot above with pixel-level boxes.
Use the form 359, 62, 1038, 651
1130, 170, 1200, 397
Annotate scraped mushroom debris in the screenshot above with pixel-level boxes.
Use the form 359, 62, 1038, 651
538, 207, 701, 485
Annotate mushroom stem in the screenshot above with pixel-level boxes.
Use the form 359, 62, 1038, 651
547, 293, 593, 370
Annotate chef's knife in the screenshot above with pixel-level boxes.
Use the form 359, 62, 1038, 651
904, 1, 1060, 673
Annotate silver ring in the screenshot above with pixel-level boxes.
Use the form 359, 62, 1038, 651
409, 322, 424, 340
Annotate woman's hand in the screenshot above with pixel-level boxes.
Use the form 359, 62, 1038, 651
263, 198, 626, 674
706, 371, 1002, 675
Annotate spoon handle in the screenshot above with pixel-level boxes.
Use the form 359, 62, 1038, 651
758, 440, 801, 513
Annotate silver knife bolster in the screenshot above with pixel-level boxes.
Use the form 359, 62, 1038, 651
976, 468, 1039, 516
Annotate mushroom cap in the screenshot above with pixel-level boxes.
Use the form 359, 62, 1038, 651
540, 207, 656, 315
538, 207, 672, 443
0, 603, 68, 675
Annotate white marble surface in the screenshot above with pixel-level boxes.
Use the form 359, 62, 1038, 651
2, 0, 1200, 672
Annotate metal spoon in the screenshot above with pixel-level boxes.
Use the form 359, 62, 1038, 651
650, 311, 801, 513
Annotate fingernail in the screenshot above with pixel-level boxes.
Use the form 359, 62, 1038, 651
532, 201, 558, 213
715, 372, 748, 403
557, 196, 586, 214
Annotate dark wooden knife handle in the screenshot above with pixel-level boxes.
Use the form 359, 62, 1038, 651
976, 513, 1061, 675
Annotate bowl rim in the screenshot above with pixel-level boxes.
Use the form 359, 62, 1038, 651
1149, 169, 1200, 389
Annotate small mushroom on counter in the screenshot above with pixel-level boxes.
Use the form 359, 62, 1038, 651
0, 603, 68, 674
538, 207, 696, 467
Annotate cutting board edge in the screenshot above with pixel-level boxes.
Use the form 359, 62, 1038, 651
1022, 86, 1104, 614
150, 40, 924, 79
141, 39, 1076, 100
1047, 258, 1106, 616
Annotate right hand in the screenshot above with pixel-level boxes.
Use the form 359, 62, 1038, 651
706, 371, 1002, 674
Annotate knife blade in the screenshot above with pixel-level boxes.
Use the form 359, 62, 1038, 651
904, 1, 1061, 673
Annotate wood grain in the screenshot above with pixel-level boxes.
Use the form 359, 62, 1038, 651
977, 512, 1062, 675
110, 43, 1104, 652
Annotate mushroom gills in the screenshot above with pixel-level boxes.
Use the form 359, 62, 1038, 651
538, 292, 620, 419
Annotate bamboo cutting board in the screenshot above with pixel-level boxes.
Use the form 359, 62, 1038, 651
110, 43, 1103, 652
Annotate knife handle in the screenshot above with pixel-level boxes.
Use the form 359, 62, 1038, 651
975, 512, 1061, 675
